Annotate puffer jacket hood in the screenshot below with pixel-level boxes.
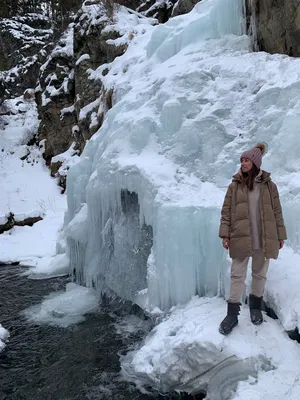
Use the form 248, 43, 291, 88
232, 169, 271, 183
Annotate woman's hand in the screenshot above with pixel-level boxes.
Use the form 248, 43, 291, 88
222, 238, 230, 250
279, 240, 284, 249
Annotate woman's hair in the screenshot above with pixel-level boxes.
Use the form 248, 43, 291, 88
241, 164, 260, 191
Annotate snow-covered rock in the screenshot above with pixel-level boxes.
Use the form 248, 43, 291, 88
37, 25, 77, 173
0, 13, 53, 97
122, 297, 300, 399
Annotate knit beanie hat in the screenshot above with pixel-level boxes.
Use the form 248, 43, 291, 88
240, 142, 267, 169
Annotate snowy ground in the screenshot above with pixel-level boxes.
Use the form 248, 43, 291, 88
122, 296, 300, 400
0, 97, 67, 274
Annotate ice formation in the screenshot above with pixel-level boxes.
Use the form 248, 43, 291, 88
64, 0, 300, 311
24, 283, 99, 328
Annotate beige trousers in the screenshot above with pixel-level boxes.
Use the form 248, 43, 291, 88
228, 249, 270, 303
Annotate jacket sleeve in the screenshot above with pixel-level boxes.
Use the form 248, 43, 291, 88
219, 184, 232, 239
272, 184, 287, 240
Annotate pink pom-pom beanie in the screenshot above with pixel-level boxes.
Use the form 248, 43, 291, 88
240, 143, 267, 169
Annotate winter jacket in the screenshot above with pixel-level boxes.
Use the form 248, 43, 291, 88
219, 170, 287, 260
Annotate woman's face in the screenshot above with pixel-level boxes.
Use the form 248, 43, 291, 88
241, 157, 253, 173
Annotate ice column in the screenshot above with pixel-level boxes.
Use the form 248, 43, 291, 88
147, 0, 246, 62
148, 206, 226, 310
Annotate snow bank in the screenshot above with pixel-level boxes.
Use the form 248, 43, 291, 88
0, 97, 38, 150
21, 253, 70, 279
0, 97, 66, 264
0, 324, 9, 352
24, 283, 99, 328
0, 211, 66, 264
264, 247, 300, 332
122, 297, 300, 399
236, 246, 300, 332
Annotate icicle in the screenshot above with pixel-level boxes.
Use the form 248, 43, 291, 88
246, 0, 259, 51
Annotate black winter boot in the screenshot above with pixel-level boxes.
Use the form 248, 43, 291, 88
249, 294, 263, 325
219, 302, 240, 335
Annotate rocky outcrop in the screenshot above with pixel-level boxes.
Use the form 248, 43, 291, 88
254, 0, 300, 56
138, 0, 201, 23
36, 27, 78, 167
0, 212, 43, 234
35, 2, 131, 189
138, 0, 175, 23
171, 0, 201, 17
0, 13, 53, 97
73, 3, 127, 144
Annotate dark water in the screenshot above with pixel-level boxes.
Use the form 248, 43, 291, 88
0, 265, 195, 400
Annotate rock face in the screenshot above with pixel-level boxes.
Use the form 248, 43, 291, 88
35, 3, 129, 187
171, 0, 201, 17
73, 4, 127, 144
137, 0, 175, 23
255, 0, 300, 56
36, 27, 78, 167
137, 0, 201, 23
0, 13, 53, 97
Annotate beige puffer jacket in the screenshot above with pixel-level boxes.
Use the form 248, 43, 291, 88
219, 170, 287, 259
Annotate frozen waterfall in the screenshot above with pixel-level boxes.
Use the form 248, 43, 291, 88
64, 0, 300, 310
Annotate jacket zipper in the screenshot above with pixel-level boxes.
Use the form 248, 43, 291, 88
260, 183, 267, 259
246, 185, 254, 256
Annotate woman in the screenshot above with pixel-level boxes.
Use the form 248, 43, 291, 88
219, 143, 287, 335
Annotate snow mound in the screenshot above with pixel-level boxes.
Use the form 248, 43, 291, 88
264, 247, 300, 332
24, 283, 99, 328
21, 253, 70, 279
239, 246, 300, 333
122, 297, 300, 399
0, 97, 66, 264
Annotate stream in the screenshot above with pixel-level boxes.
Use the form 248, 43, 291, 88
0, 264, 195, 400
